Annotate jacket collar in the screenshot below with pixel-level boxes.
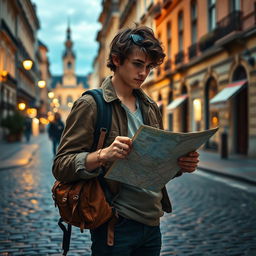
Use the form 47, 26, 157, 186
101, 76, 154, 105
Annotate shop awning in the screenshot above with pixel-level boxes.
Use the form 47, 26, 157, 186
210, 80, 247, 105
167, 95, 188, 112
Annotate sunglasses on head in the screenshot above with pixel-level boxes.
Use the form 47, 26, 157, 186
129, 34, 145, 46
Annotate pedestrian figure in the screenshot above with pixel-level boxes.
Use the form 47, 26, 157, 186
48, 112, 64, 155
52, 26, 199, 256
24, 117, 32, 143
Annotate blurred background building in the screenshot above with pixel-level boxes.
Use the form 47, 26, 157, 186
50, 24, 89, 122
0, 0, 51, 141
91, 0, 256, 158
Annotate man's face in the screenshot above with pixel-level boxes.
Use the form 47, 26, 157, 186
117, 47, 154, 89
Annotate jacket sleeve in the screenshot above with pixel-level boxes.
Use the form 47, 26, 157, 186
52, 96, 101, 182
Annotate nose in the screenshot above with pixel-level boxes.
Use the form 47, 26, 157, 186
138, 66, 147, 77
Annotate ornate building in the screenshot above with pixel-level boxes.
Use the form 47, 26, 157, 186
92, 0, 256, 158
50, 24, 89, 122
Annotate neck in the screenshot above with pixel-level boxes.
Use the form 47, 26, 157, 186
111, 74, 134, 99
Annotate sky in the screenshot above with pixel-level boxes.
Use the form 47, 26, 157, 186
33, 0, 102, 76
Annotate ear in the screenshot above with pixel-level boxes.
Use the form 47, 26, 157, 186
112, 55, 120, 67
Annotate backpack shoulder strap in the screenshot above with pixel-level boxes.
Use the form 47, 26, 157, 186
82, 89, 112, 151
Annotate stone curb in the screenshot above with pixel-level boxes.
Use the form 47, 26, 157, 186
0, 145, 39, 171
197, 166, 256, 186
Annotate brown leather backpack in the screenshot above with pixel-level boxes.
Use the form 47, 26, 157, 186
51, 89, 116, 256
52, 178, 113, 231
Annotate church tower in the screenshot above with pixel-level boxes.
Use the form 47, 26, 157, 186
50, 22, 89, 122
62, 22, 77, 86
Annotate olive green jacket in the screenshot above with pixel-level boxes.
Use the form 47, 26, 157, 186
52, 76, 182, 213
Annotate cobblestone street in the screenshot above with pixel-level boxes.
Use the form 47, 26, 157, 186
0, 135, 256, 256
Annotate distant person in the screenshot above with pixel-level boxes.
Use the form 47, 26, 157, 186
47, 113, 64, 155
24, 117, 32, 143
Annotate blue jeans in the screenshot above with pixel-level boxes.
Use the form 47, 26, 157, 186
90, 216, 161, 256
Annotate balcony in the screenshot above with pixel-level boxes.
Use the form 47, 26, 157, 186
164, 59, 171, 71
199, 30, 216, 52
163, 0, 172, 9
188, 43, 198, 59
119, 0, 136, 28
175, 51, 184, 65
199, 11, 243, 52
215, 10, 242, 40
152, 2, 162, 19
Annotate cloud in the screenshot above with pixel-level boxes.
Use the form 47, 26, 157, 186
33, 0, 102, 75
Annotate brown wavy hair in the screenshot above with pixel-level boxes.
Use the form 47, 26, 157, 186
107, 26, 165, 72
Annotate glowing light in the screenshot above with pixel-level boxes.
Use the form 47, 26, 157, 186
39, 117, 49, 125
67, 102, 73, 108
48, 92, 54, 98
18, 102, 26, 111
53, 108, 58, 113
193, 99, 202, 121
23, 60, 33, 70
27, 108, 37, 118
33, 118, 39, 124
52, 98, 59, 104
38, 80, 46, 88
212, 116, 219, 127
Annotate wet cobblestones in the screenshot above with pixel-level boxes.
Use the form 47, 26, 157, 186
0, 137, 256, 255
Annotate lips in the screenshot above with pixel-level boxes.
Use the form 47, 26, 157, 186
135, 79, 144, 83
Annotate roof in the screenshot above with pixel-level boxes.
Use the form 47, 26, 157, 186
50, 75, 89, 89
51, 76, 62, 89
77, 76, 89, 89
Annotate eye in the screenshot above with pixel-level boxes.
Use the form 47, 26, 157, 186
133, 62, 144, 69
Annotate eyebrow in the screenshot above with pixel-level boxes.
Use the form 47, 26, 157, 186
131, 58, 145, 63
132, 58, 154, 66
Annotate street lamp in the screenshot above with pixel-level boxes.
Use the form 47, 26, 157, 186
0, 70, 8, 82
18, 102, 26, 111
22, 60, 33, 70
38, 80, 46, 88
48, 92, 54, 99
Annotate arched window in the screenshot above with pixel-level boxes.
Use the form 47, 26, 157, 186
67, 95, 73, 104
205, 77, 218, 130
232, 65, 247, 81
67, 61, 72, 69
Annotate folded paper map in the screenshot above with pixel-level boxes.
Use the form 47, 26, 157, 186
105, 125, 218, 191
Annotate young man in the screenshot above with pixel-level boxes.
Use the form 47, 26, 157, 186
53, 26, 199, 256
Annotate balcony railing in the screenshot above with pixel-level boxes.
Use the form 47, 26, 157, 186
164, 59, 171, 71
215, 10, 242, 39
152, 2, 162, 19
188, 43, 198, 59
175, 51, 184, 65
163, 0, 172, 9
199, 11, 243, 52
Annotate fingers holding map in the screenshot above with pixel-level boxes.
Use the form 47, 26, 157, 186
105, 125, 218, 192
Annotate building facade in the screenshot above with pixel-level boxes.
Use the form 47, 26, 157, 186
50, 25, 89, 122
92, 0, 256, 157
0, 0, 49, 141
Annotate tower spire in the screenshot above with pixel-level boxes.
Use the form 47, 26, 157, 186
67, 17, 71, 41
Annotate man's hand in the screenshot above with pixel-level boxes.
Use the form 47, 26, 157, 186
101, 136, 132, 162
178, 151, 199, 173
